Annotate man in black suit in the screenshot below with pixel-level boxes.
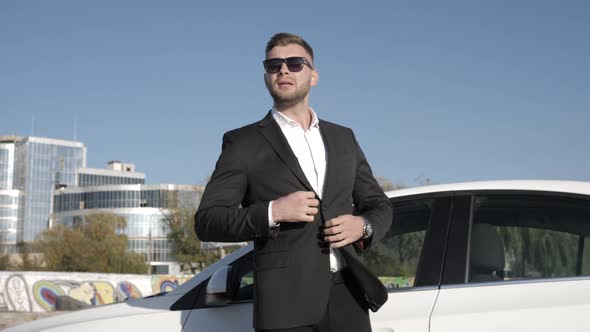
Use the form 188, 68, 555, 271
195, 32, 392, 332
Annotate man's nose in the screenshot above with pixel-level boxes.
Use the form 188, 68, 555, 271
278, 62, 291, 75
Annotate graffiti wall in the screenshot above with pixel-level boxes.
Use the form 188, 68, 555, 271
0, 272, 194, 313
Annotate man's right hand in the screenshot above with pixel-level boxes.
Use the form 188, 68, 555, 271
272, 191, 319, 223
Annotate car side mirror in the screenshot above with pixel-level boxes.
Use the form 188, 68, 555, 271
205, 265, 233, 307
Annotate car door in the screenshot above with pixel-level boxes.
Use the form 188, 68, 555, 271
369, 195, 453, 332
431, 192, 590, 332
179, 195, 454, 332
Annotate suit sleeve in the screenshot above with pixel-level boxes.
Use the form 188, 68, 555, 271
195, 132, 271, 242
351, 130, 393, 249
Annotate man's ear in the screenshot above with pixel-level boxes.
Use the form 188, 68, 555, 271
311, 70, 319, 87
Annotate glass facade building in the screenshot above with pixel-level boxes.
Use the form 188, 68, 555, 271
1, 134, 202, 272
0, 190, 22, 252
78, 173, 145, 187
0, 136, 85, 252
0, 141, 21, 252
53, 184, 202, 268
77, 163, 145, 187
0, 141, 15, 189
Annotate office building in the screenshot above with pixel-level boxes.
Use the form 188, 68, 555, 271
0, 136, 86, 252
77, 161, 145, 187
0, 134, 206, 274
52, 183, 203, 274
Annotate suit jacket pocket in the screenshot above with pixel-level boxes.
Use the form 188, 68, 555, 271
255, 249, 289, 271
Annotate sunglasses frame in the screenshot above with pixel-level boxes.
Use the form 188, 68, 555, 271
263, 57, 313, 74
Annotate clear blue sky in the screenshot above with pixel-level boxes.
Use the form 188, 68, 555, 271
2, 1, 589, 187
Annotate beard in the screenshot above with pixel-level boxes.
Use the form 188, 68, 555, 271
265, 79, 311, 108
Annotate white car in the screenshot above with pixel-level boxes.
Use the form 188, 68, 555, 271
6, 180, 590, 332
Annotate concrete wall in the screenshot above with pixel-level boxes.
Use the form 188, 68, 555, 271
0, 271, 194, 313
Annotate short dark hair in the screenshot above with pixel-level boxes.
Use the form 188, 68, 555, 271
265, 32, 314, 61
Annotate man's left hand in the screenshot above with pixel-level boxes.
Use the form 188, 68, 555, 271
323, 215, 364, 248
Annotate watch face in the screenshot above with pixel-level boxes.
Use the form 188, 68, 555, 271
364, 222, 373, 238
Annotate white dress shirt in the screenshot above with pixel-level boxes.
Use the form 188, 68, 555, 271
268, 108, 343, 272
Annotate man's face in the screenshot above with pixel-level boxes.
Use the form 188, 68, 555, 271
264, 44, 318, 107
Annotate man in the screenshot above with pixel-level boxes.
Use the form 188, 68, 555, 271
195, 32, 392, 332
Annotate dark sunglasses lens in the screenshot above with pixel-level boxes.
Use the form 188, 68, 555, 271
286, 64, 304, 72
264, 57, 308, 73
264, 59, 283, 73
265, 65, 281, 73
286, 57, 305, 72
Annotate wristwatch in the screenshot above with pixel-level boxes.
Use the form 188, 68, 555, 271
362, 218, 373, 239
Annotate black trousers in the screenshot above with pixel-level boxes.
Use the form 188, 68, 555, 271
257, 270, 372, 332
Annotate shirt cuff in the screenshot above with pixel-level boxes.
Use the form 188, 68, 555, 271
268, 200, 280, 228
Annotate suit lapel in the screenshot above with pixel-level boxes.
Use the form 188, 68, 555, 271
318, 119, 337, 201
257, 111, 314, 192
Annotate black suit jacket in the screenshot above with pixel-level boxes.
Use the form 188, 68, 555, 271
195, 111, 392, 330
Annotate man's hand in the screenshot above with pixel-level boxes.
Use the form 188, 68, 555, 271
272, 191, 319, 223
324, 215, 364, 248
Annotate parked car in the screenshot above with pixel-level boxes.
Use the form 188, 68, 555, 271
6, 180, 590, 332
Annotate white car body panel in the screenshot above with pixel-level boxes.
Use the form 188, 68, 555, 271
387, 180, 590, 198
183, 302, 253, 331
431, 278, 590, 332
370, 288, 439, 332
3, 296, 185, 332
35, 310, 185, 332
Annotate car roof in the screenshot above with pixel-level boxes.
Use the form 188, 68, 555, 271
385, 180, 590, 198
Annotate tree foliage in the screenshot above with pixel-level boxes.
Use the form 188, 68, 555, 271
17, 242, 45, 271
0, 233, 10, 270
499, 226, 583, 279
161, 208, 221, 274
0, 251, 9, 270
375, 175, 434, 192
375, 176, 405, 191
365, 231, 426, 278
37, 213, 148, 274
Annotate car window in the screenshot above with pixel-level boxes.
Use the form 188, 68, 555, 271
469, 194, 590, 283
226, 198, 438, 297
365, 198, 434, 289
231, 253, 254, 302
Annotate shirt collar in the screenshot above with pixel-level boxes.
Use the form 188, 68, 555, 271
271, 107, 320, 130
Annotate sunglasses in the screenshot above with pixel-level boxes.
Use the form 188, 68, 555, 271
263, 57, 313, 74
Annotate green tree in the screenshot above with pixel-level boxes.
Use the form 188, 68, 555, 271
375, 176, 405, 191
37, 213, 148, 274
0, 250, 9, 270
498, 226, 580, 279
375, 175, 435, 192
17, 242, 45, 271
0, 232, 10, 270
161, 208, 221, 274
